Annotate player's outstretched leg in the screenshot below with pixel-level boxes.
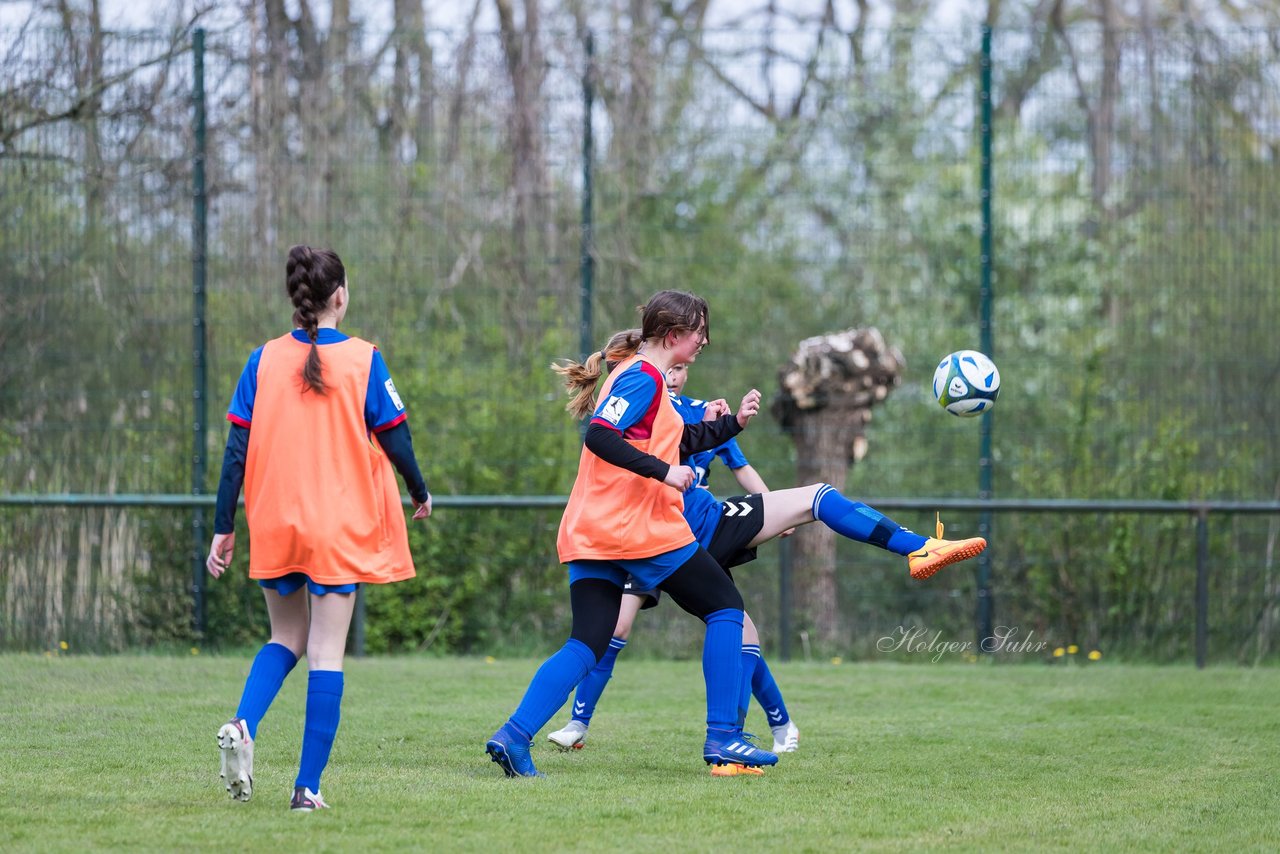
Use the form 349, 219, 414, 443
754, 485, 987, 581
811, 485, 987, 579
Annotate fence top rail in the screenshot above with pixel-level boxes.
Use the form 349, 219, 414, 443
2, 494, 1279, 514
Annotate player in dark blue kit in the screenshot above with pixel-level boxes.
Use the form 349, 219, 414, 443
547, 350, 987, 760
547, 358, 799, 761
485, 291, 780, 779
547, 358, 798, 757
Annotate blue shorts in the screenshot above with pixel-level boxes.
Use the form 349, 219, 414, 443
259, 573, 358, 597
567, 541, 699, 591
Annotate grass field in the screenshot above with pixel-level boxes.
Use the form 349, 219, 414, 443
2, 654, 1278, 852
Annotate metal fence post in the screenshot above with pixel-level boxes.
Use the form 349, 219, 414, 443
191, 28, 208, 639
579, 30, 595, 364
976, 23, 995, 650
1195, 508, 1209, 668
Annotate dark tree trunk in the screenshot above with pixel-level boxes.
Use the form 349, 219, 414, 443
773, 328, 903, 652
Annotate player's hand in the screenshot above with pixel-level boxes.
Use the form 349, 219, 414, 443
736, 389, 762, 428
206, 532, 235, 579
703, 398, 730, 420
664, 465, 696, 491
779, 527, 797, 538
412, 494, 433, 520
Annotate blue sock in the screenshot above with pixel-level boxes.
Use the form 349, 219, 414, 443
235, 642, 298, 740
738, 644, 761, 727
508, 639, 598, 741
295, 670, 344, 793
703, 608, 744, 732
752, 655, 790, 728
813, 485, 927, 555
571, 637, 626, 725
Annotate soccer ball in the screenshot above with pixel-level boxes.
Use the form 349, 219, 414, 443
932, 350, 1000, 417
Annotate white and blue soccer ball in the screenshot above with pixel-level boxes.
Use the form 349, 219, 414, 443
932, 350, 1000, 417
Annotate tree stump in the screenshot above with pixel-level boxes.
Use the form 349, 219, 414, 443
772, 327, 905, 651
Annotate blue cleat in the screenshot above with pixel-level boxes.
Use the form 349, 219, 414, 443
703, 728, 779, 769
486, 723, 543, 778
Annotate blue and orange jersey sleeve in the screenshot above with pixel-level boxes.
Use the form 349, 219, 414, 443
366, 348, 407, 433
226, 346, 265, 428
590, 362, 665, 439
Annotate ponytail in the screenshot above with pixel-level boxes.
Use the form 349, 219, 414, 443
551, 328, 643, 419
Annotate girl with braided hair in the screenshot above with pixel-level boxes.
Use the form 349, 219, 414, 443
206, 245, 431, 811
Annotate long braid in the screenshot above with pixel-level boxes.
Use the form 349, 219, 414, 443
286, 245, 346, 395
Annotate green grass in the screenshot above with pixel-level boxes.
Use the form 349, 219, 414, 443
2, 655, 1278, 852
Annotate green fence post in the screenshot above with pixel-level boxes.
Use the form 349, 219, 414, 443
191, 27, 208, 640
579, 30, 596, 365
576, 31, 596, 444
1195, 508, 1209, 668
976, 24, 995, 649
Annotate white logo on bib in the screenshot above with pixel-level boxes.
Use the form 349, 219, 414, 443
384, 378, 404, 410
600, 395, 630, 425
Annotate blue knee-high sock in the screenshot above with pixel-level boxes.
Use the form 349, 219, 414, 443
295, 670, 344, 793
508, 639, 598, 741
235, 642, 299, 740
738, 644, 761, 727
813, 485, 927, 555
752, 655, 790, 728
571, 637, 626, 726
703, 608, 744, 732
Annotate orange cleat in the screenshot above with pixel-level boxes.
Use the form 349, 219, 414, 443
907, 536, 987, 580
710, 763, 766, 778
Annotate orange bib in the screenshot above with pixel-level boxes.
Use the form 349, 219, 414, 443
243, 333, 415, 585
556, 354, 694, 562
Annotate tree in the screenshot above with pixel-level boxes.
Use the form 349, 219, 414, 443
772, 327, 904, 649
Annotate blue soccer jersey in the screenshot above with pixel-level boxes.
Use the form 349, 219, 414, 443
668, 391, 750, 487
668, 389, 752, 547
227, 329, 407, 433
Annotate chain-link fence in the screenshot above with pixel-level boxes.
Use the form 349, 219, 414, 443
2, 21, 1278, 661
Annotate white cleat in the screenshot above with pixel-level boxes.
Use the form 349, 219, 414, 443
770, 720, 799, 753
547, 720, 588, 751
217, 718, 254, 801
